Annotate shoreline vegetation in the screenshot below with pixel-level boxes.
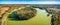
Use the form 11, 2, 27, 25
0, 4, 60, 25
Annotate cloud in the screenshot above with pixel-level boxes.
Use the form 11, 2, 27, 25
0, 1, 60, 4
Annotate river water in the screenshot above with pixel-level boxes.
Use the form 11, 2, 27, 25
7, 8, 51, 25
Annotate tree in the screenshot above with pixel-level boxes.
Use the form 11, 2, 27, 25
8, 7, 37, 20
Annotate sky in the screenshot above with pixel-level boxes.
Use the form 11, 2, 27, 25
0, 0, 60, 2
0, 0, 60, 4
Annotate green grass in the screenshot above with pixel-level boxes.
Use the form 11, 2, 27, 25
6, 9, 51, 25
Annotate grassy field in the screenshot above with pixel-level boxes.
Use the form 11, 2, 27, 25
6, 8, 51, 25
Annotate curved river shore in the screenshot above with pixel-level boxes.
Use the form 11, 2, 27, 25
7, 8, 51, 25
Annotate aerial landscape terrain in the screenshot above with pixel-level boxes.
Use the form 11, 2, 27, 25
0, 4, 60, 25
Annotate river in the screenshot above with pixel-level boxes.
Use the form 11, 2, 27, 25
7, 8, 51, 25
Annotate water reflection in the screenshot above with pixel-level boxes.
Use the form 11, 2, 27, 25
7, 8, 51, 25
9, 8, 51, 21
35, 8, 51, 17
